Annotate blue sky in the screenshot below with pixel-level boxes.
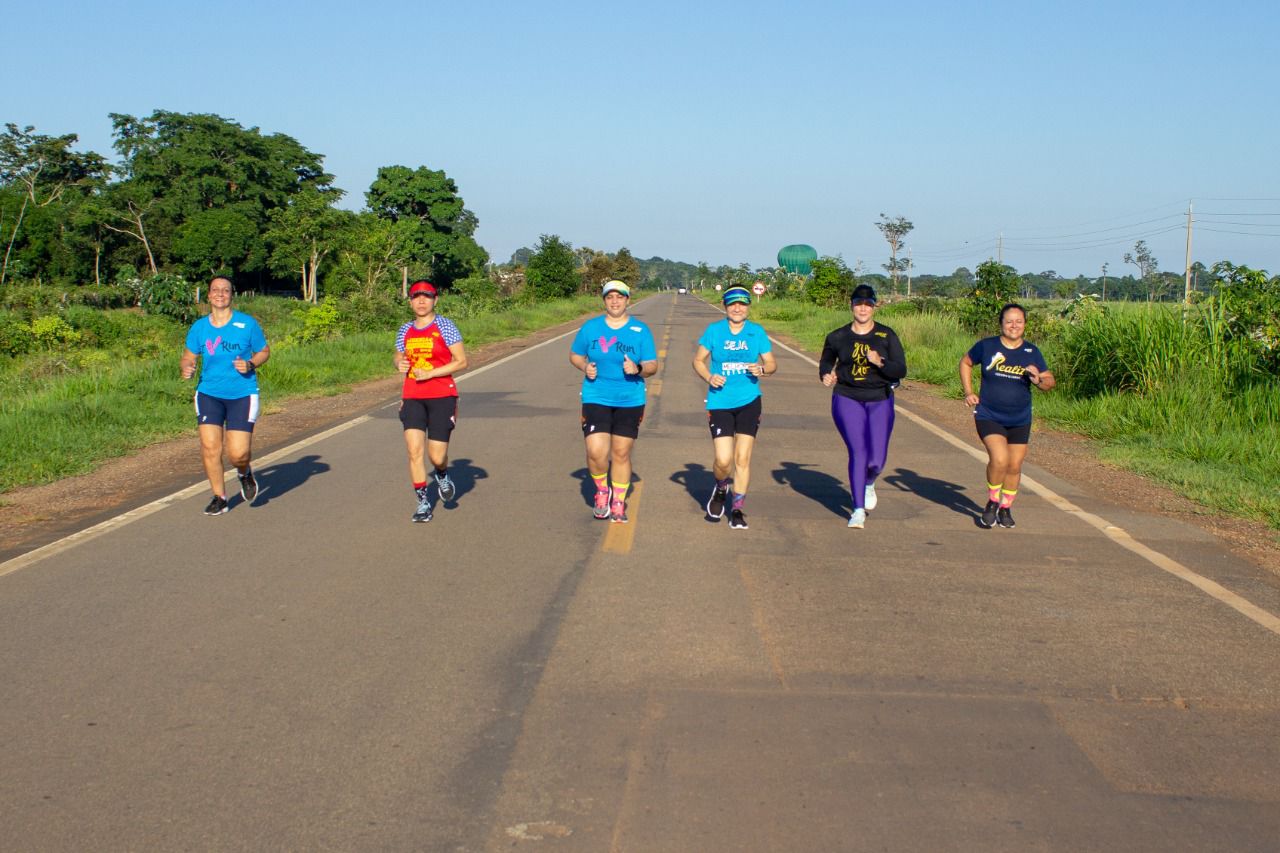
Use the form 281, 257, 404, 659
5, 0, 1278, 277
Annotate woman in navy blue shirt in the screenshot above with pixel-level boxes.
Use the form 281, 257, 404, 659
958, 303, 1055, 529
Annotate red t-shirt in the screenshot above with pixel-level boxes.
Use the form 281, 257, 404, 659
399, 319, 461, 399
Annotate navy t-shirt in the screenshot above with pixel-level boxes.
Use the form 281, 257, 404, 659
968, 336, 1048, 426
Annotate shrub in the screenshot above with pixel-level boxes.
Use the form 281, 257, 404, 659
806, 257, 855, 307
0, 313, 34, 356
955, 261, 1020, 334
288, 298, 342, 344
133, 273, 199, 324
29, 315, 82, 350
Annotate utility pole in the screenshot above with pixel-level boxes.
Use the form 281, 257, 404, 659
997, 232, 1003, 264
1183, 200, 1194, 306
1101, 262, 1108, 302
906, 247, 913, 298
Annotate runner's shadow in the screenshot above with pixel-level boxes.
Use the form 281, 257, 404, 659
571, 468, 639, 508
882, 467, 984, 522
249, 454, 330, 506
439, 458, 488, 507
773, 461, 848, 519
669, 463, 718, 520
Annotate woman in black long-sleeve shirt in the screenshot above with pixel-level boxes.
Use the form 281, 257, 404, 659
818, 284, 907, 528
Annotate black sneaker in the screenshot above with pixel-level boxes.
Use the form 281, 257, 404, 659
435, 472, 456, 503
729, 508, 748, 529
204, 495, 229, 516
412, 488, 433, 523
979, 500, 998, 529
706, 486, 729, 519
997, 506, 1016, 528
239, 470, 258, 504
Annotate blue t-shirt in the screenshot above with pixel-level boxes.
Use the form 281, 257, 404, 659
186, 311, 268, 399
571, 315, 657, 407
968, 336, 1048, 426
698, 318, 772, 410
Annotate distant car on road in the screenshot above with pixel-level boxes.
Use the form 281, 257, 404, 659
677, 287, 687, 294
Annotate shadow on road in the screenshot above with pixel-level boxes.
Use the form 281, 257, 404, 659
669, 463, 719, 521
248, 454, 330, 507
882, 467, 984, 523
772, 461, 849, 519
439, 458, 488, 508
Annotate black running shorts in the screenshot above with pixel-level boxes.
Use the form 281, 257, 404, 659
400, 396, 458, 442
581, 403, 645, 439
976, 418, 1031, 445
707, 397, 762, 439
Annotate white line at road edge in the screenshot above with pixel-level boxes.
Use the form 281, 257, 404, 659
1, 329, 582, 579
769, 336, 1280, 638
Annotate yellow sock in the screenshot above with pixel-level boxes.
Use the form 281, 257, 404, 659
987, 482, 1001, 502
611, 481, 629, 503
1000, 488, 1017, 508
592, 472, 608, 493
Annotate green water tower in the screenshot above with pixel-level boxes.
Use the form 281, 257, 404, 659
777, 244, 818, 276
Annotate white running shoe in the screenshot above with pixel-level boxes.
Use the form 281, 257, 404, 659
864, 483, 878, 511
847, 508, 866, 529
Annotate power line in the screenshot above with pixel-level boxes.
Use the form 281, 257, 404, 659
1199, 227, 1280, 237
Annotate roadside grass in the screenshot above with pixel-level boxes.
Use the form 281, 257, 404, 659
746, 295, 1280, 530
0, 294, 601, 493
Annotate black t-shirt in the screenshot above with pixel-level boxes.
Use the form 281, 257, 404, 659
819, 322, 908, 401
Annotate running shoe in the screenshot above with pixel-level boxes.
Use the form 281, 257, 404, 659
729, 508, 748, 530
864, 482, 878, 511
997, 506, 1016, 529
412, 488, 433, 523
706, 486, 729, 519
979, 500, 998, 529
204, 495, 229, 516
435, 472, 456, 503
239, 469, 258, 504
847, 508, 866, 529
609, 499, 628, 524
593, 489, 611, 520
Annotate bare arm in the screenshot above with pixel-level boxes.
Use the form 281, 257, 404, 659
570, 351, 597, 380
959, 353, 979, 406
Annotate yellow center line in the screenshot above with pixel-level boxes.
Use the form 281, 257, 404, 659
602, 481, 642, 553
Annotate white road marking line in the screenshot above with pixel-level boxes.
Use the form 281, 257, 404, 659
0, 417, 370, 578
769, 336, 1280, 638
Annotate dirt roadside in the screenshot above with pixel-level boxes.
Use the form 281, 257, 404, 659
3, 320, 1278, 577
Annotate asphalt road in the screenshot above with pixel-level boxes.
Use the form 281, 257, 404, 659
2, 292, 1278, 852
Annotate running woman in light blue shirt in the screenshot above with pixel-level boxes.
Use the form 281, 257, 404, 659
180, 276, 270, 515
692, 286, 777, 530
568, 280, 658, 523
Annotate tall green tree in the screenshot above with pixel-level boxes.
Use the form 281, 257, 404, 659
330, 213, 412, 298
266, 187, 351, 302
1123, 240, 1161, 302
365, 165, 487, 288
613, 247, 640, 287
0, 123, 108, 286
526, 234, 578, 299
105, 111, 333, 280
875, 213, 913, 295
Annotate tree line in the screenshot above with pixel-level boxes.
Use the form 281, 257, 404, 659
0, 113, 486, 299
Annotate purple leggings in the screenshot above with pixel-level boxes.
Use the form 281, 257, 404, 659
831, 395, 896, 509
